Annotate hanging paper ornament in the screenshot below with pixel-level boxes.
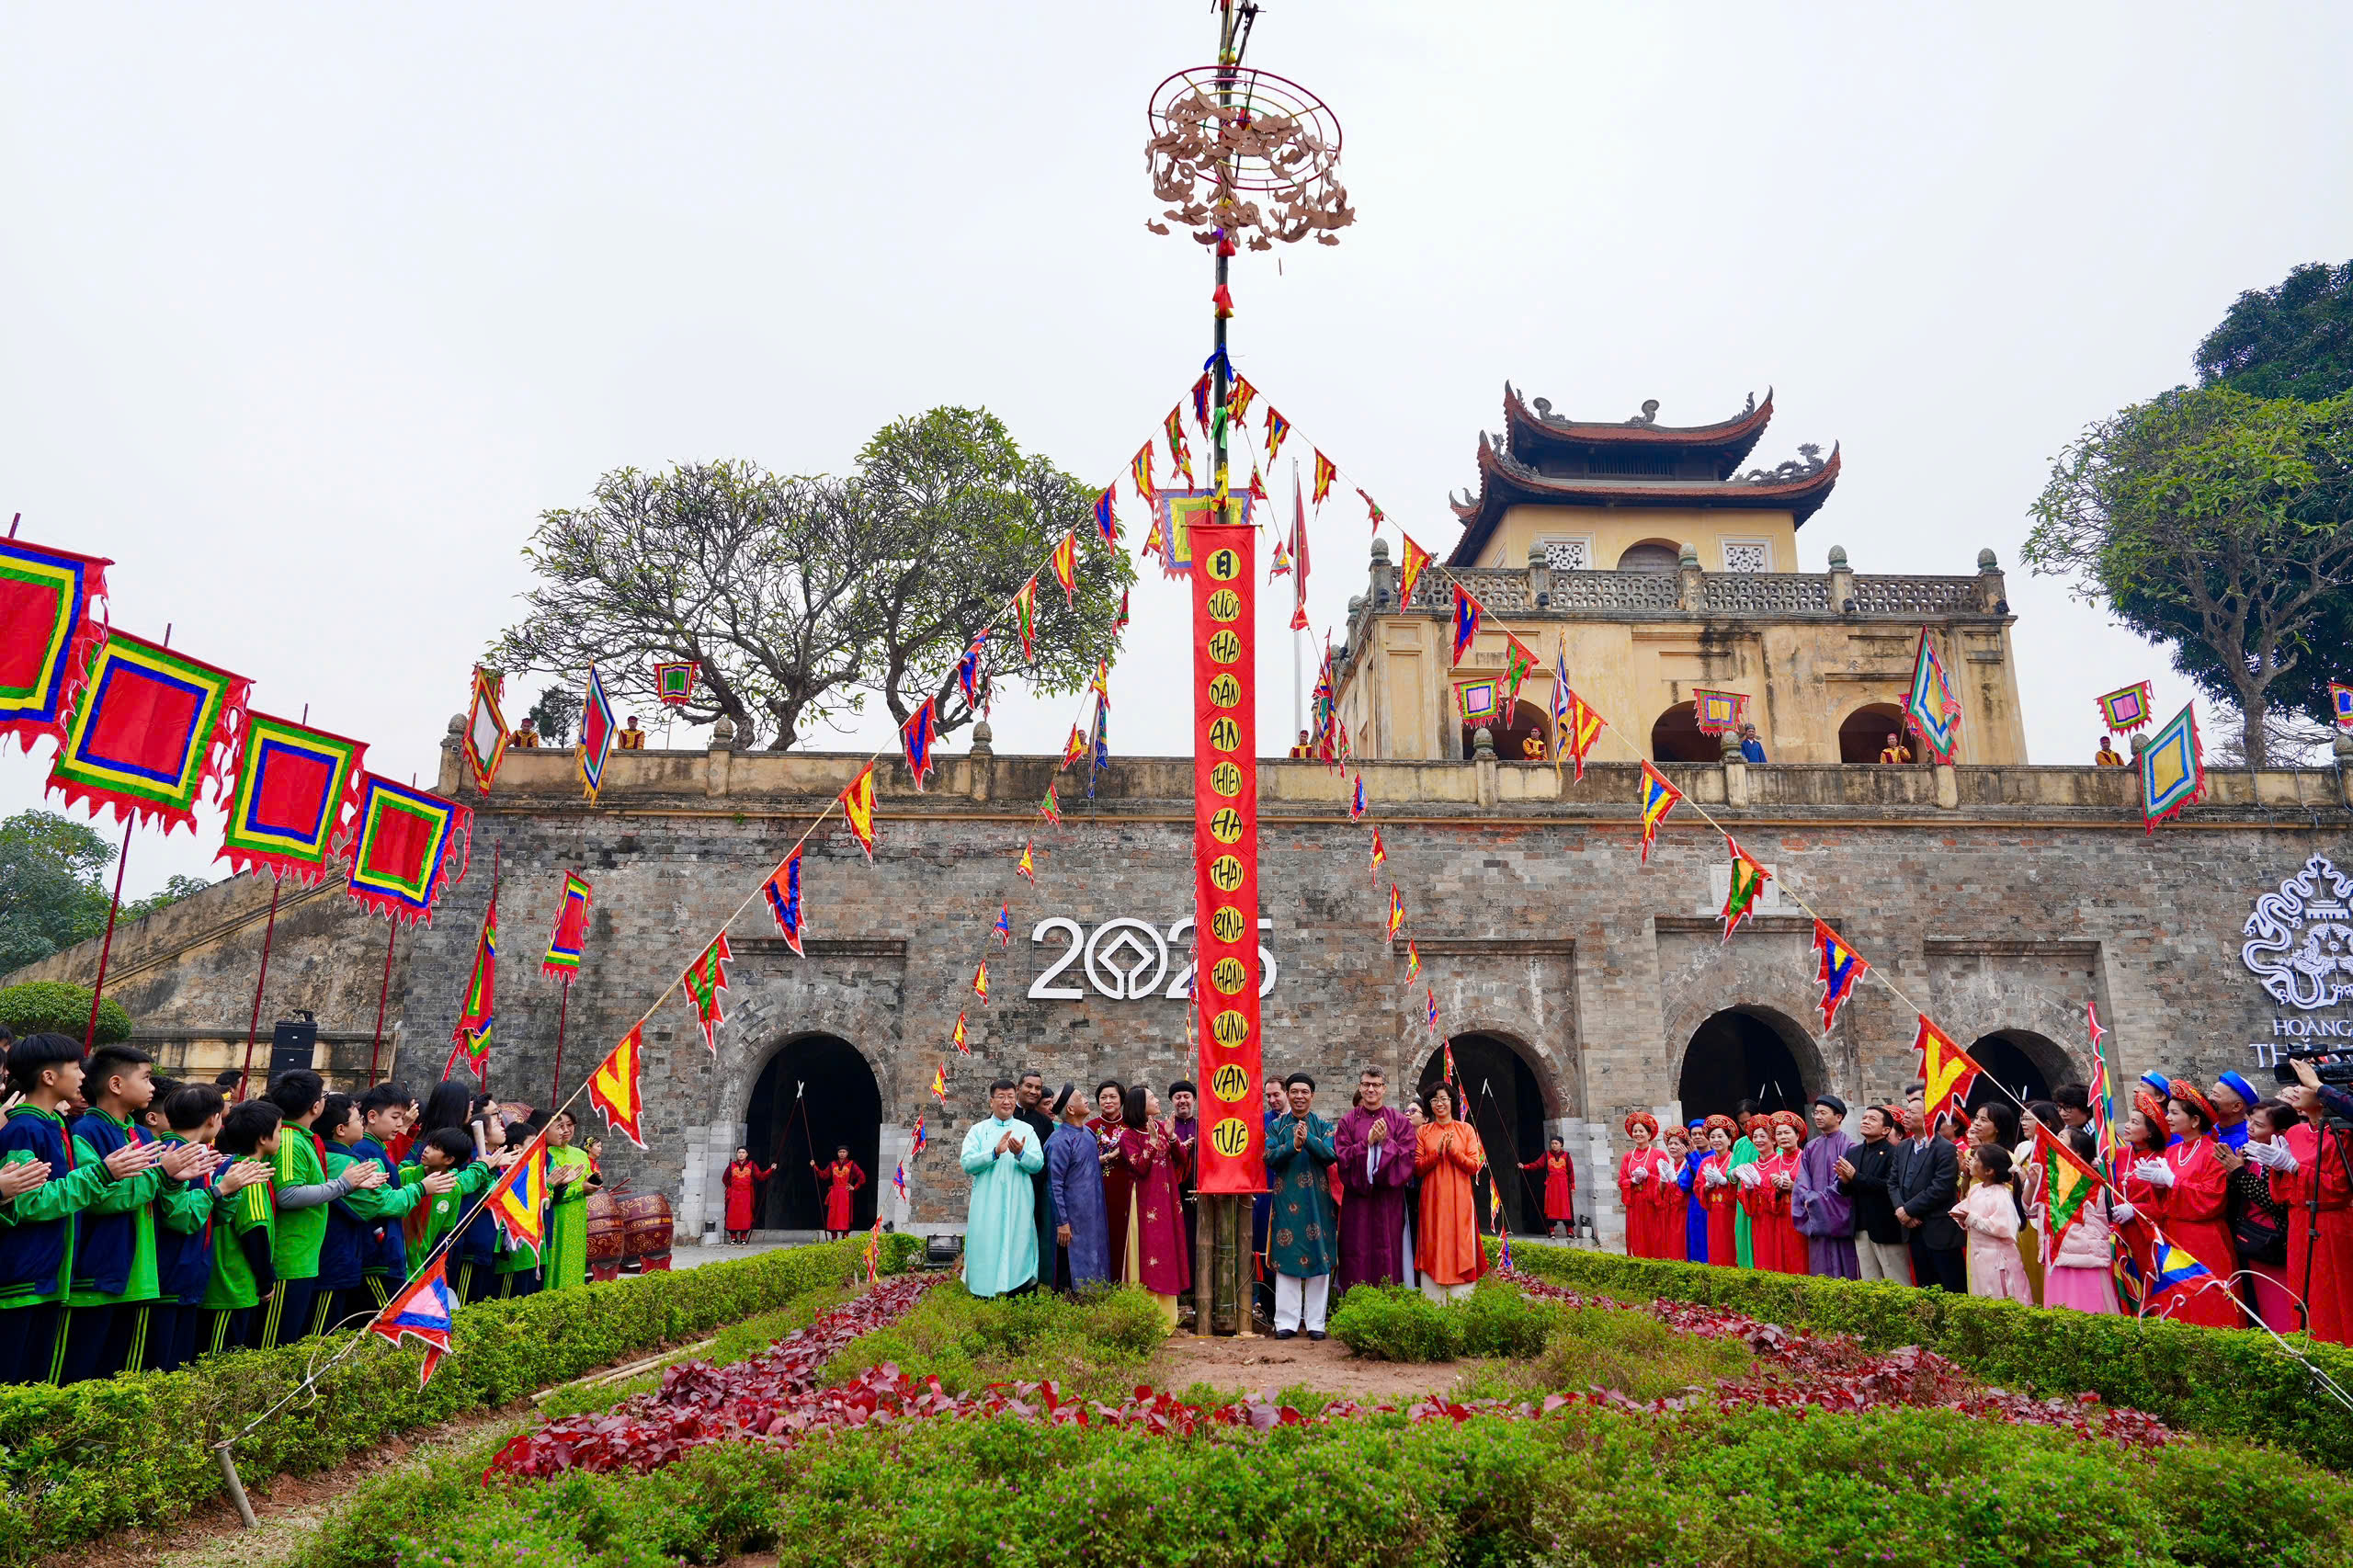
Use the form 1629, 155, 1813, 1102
1211, 283, 1233, 319
763, 850, 805, 956
587, 1023, 649, 1149
1812, 918, 1866, 1034
1636, 763, 1682, 865
839, 762, 878, 859
1719, 838, 1772, 941
1395, 533, 1432, 608
680, 932, 733, 1053
900, 697, 938, 792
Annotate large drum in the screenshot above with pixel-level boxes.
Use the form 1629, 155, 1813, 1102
618, 1190, 674, 1273
585, 1189, 626, 1283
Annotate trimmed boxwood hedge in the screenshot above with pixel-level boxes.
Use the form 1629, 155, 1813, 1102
0, 1233, 923, 1563
1499, 1240, 2353, 1469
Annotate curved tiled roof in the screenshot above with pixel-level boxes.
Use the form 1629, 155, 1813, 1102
1501, 382, 1774, 472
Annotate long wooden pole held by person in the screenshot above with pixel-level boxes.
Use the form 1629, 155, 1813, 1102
233, 873, 285, 1099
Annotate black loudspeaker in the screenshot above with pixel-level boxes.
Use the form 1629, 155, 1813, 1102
267, 1014, 318, 1082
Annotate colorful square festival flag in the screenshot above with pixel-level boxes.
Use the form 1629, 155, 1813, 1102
577, 665, 619, 802
1903, 631, 1961, 764
1637, 762, 1681, 865
463, 668, 508, 792
654, 660, 699, 707
763, 850, 805, 955
1456, 678, 1502, 725
680, 932, 733, 1052
542, 872, 594, 978
47, 631, 249, 835
587, 1023, 648, 1148
2333, 682, 2353, 733
345, 775, 471, 926
217, 712, 367, 884
0, 535, 109, 756
2095, 680, 2154, 733
1693, 689, 1748, 736
2139, 704, 2203, 832
1812, 919, 1868, 1034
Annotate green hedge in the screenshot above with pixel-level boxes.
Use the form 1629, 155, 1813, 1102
1499, 1241, 2353, 1469
314, 1405, 2353, 1568
0, 1233, 923, 1564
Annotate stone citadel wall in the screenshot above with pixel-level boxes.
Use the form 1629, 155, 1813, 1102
18, 732, 2353, 1246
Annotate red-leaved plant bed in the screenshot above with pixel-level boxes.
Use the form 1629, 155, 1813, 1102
486, 1266, 2172, 1480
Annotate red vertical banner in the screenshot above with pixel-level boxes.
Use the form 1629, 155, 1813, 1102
1190, 520, 1263, 1195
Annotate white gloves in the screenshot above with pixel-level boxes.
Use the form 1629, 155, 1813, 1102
2132, 1158, 2174, 1188
1733, 1163, 1763, 1189
2245, 1138, 2300, 1174
1704, 1165, 1729, 1187
2109, 1200, 2137, 1224
1629, 1165, 1649, 1185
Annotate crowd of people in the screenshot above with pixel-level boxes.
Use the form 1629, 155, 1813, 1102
0, 1031, 602, 1386
1615, 1065, 2352, 1346
960, 1067, 1506, 1338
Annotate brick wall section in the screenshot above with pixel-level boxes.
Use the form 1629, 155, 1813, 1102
17, 738, 2353, 1244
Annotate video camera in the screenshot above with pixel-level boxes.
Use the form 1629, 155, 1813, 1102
2271, 1046, 2353, 1088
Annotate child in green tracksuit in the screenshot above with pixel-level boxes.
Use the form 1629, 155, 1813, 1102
201, 1101, 284, 1357
401, 1129, 495, 1272
259, 1070, 387, 1348
62, 1045, 220, 1380
2, 1034, 164, 1385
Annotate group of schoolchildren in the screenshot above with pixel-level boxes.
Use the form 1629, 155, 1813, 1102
0, 1029, 602, 1387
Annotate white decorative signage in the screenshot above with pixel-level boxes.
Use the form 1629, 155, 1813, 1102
1029, 916, 1278, 1003
2241, 854, 2353, 1066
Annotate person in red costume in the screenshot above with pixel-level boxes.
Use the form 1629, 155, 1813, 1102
1616, 1113, 1675, 1258
1519, 1135, 1575, 1239
1695, 1115, 1741, 1267
1738, 1111, 1807, 1275
1654, 1126, 1693, 1260
722, 1147, 774, 1244
809, 1145, 864, 1242
2131, 1084, 2241, 1327
2267, 1059, 2353, 1345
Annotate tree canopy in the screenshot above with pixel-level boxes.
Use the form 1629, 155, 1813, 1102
2195, 260, 2353, 403
490, 410, 1131, 751
2024, 387, 2353, 766
0, 811, 210, 976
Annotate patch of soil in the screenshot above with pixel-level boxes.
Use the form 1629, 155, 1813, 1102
1154, 1334, 1469, 1403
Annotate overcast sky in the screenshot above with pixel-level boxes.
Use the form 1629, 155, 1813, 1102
6, 2, 2349, 898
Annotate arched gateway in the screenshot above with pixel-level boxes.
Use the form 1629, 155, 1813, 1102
1415, 1032, 1549, 1235
1676, 1006, 1824, 1120
746, 1035, 881, 1233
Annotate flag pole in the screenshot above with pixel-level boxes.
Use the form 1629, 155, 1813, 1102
234, 873, 285, 1099
549, 978, 570, 1108
82, 820, 133, 1050
367, 921, 398, 1085
1291, 459, 1303, 744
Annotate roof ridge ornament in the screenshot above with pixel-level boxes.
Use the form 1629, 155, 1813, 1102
1625, 399, 1660, 426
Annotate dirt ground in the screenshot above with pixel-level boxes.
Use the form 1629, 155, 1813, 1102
1154, 1332, 1470, 1404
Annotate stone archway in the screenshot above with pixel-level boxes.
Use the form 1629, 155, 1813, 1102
1415, 1031, 1549, 1235
1675, 1006, 1824, 1120
745, 1033, 881, 1232
1461, 699, 1552, 764
1651, 702, 1716, 764
1838, 701, 1909, 764
1963, 1028, 2072, 1112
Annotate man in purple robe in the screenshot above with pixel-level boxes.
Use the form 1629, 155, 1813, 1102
1334, 1065, 1414, 1290
1790, 1094, 1859, 1278
1169, 1079, 1199, 1280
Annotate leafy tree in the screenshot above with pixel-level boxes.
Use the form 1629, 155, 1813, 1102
0, 810, 115, 974
2025, 387, 2353, 766
490, 412, 1131, 751
527, 682, 581, 746
853, 407, 1131, 737
125, 874, 212, 922
2196, 260, 2353, 403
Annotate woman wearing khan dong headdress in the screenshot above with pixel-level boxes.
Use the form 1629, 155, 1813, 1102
1696, 1115, 1742, 1268
2131, 1082, 2243, 1328
1737, 1110, 1809, 1276
1616, 1113, 1677, 1259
